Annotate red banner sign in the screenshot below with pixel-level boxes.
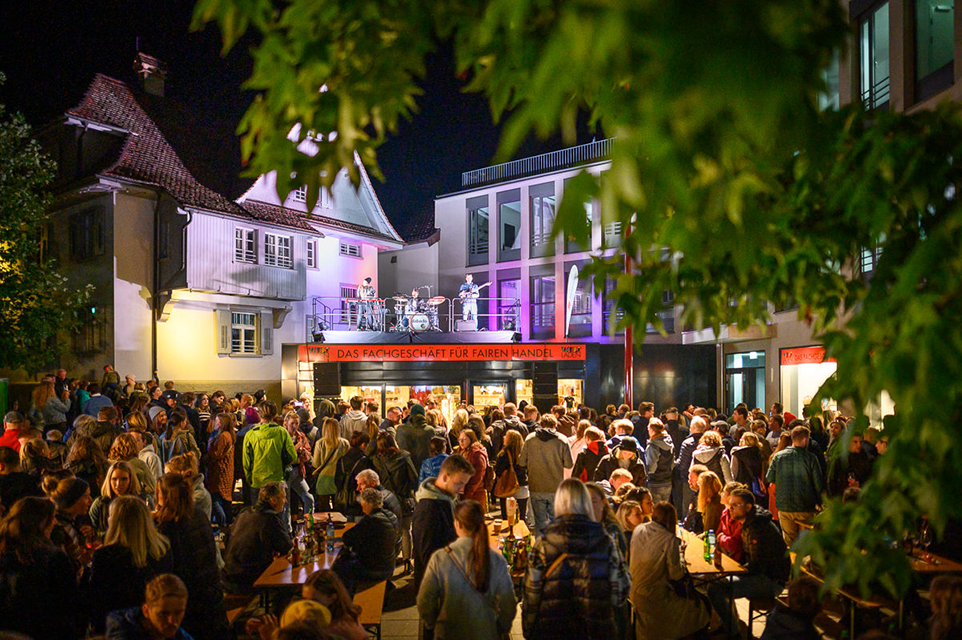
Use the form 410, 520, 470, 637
780, 346, 835, 366
297, 343, 587, 363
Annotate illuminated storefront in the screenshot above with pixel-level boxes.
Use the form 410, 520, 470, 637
779, 346, 838, 417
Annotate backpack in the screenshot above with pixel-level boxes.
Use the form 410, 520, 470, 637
493, 451, 520, 497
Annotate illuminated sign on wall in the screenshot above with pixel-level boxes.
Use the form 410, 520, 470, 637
780, 346, 836, 366
298, 343, 587, 363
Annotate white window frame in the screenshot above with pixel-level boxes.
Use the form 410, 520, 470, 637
264, 233, 293, 268
339, 241, 361, 258
291, 185, 307, 203
235, 228, 256, 263
306, 239, 318, 268
231, 312, 258, 354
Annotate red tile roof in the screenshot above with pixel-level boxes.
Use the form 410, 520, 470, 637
66, 74, 316, 233
242, 201, 402, 243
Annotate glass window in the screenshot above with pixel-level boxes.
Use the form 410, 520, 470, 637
916, 0, 955, 98
516, 379, 533, 407
291, 185, 307, 203
860, 2, 890, 109
566, 267, 592, 338
340, 284, 358, 327
564, 178, 593, 254
498, 191, 521, 262
498, 279, 521, 331
467, 197, 489, 266
530, 184, 556, 257
603, 221, 622, 248
473, 384, 506, 410
234, 228, 256, 263
306, 239, 317, 268
603, 277, 625, 335
558, 379, 584, 407
531, 274, 556, 339
231, 312, 257, 354
70, 207, 105, 260
264, 233, 293, 268
339, 241, 361, 258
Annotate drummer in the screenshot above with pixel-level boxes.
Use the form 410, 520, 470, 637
405, 288, 422, 318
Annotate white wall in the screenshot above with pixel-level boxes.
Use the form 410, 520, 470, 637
113, 192, 155, 381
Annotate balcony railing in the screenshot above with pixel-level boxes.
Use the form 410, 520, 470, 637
462, 138, 613, 188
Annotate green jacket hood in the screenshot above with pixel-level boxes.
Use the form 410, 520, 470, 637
415, 477, 456, 504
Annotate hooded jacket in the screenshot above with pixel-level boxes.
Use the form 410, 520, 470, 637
152, 426, 201, 466
593, 444, 647, 487
691, 445, 734, 484
518, 428, 573, 494
223, 500, 293, 592
343, 507, 400, 583
373, 449, 419, 514
242, 422, 296, 488
412, 478, 458, 588
397, 414, 435, 470
571, 440, 608, 483
489, 415, 528, 454
522, 514, 630, 639
70, 420, 122, 456
645, 433, 675, 485
105, 607, 196, 640
731, 444, 765, 486
339, 409, 368, 440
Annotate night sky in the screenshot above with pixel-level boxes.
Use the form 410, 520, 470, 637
0, 2, 597, 236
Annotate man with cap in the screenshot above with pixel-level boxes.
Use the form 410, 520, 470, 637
358, 276, 377, 330
396, 404, 434, 470
162, 389, 180, 416
593, 435, 648, 488
0, 411, 26, 452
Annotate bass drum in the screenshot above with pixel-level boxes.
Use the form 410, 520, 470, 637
410, 313, 430, 332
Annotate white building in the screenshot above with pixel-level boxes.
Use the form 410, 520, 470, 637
14, 55, 402, 398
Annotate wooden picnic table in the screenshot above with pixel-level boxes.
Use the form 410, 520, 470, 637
679, 528, 747, 577
909, 548, 962, 574
487, 519, 531, 549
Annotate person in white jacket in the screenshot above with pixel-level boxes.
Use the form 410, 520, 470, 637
688, 430, 733, 485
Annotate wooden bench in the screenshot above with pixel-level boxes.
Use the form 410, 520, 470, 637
354, 580, 387, 640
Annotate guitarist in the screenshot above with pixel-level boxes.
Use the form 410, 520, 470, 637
458, 274, 484, 323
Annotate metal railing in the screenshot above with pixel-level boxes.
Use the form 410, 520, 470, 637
308, 295, 521, 338
861, 75, 890, 110
461, 138, 614, 187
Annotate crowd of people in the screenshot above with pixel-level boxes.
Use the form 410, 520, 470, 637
0, 368, 959, 640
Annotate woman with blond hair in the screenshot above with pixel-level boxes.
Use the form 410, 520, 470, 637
87, 495, 172, 632
313, 417, 350, 511
109, 432, 155, 495
166, 452, 212, 521
696, 470, 724, 533
34, 379, 71, 434
88, 460, 142, 536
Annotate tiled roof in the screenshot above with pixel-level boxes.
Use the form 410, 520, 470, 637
390, 208, 437, 244
243, 201, 401, 242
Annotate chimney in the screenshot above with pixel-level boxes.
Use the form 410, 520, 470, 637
133, 52, 167, 97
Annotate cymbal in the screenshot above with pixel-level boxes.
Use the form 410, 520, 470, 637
427, 296, 446, 305
392, 295, 409, 302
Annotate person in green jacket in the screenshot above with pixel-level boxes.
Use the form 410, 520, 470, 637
243, 400, 297, 530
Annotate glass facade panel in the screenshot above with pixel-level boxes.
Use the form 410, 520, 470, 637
530, 185, 556, 257
498, 279, 521, 330
467, 200, 490, 266
566, 266, 592, 338
498, 194, 521, 262
916, 0, 954, 80
473, 384, 506, 410
531, 275, 556, 339
860, 2, 890, 109
818, 50, 840, 111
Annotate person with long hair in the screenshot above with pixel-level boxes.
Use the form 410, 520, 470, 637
494, 428, 528, 520
696, 470, 724, 534
19, 437, 56, 478
166, 452, 212, 522
46, 475, 95, 573
333, 431, 374, 515
313, 417, 350, 511
283, 410, 315, 522
89, 460, 143, 536
457, 429, 489, 511
522, 479, 630, 639
0, 496, 81, 638
630, 501, 710, 639
418, 500, 516, 639
195, 393, 212, 434
302, 569, 365, 640
205, 411, 236, 528
66, 434, 108, 498
34, 379, 71, 434
87, 495, 172, 632
153, 472, 229, 639
109, 432, 155, 496
373, 432, 418, 565
731, 431, 766, 496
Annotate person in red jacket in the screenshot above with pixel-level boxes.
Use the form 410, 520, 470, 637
571, 427, 608, 482
717, 481, 746, 563
0, 412, 25, 452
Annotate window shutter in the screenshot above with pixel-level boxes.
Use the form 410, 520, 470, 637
215, 309, 231, 354
260, 310, 274, 356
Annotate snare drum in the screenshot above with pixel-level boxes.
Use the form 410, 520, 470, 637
410, 313, 430, 332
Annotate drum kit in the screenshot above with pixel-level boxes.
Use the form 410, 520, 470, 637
390, 294, 445, 332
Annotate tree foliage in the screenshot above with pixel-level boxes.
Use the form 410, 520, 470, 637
0, 73, 92, 373
194, 0, 962, 596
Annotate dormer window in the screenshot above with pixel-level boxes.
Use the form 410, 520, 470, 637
291, 186, 307, 203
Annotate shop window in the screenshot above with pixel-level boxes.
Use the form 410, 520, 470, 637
235, 228, 256, 263
558, 379, 584, 407
859, 2, 890, 109
779, 346, 838, 418
498, 279, 521, 331
916, 0, 955, 101
264, 233, 293, 268
530, 183, 556, 258
725, 351, 766, 414
467, 196, 489, 266
473, 384, 506, 410
531, 274, 556, 339
498, 190, 521, 262
516, 379, 533, 407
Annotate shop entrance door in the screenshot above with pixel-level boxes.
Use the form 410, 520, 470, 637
725, 351, 766, 413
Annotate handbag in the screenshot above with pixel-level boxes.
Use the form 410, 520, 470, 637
492, 452, 520, 498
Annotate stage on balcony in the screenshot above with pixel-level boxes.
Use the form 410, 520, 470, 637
313, 330, 522, 345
